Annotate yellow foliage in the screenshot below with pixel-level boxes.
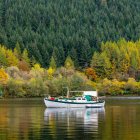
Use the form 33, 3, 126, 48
0, 68, 9, 84
47, 67, 55, 79
6, 50, 19, 66
86, 80, 96, 88
28, 78, 37, 86
125, 78, 138, 91
14, 79, 24, 85
32, 64, 44, 73
30, 63, 45, 78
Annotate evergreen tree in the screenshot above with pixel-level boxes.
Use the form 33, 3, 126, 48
69, 47, 79, 68
14, 42, 22, 59
49, 56, 56, 70
52, 47, 60, 67
0, 46, 8, 67
64, 56, 74, 69
22, 48, 30, 64
0, 0, 139, 68
91, 52, 111, 78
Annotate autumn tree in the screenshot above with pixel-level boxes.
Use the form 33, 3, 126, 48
22, 49, 30, 64
18, 60, 30, 71
0, 68, 8, 85
91, 52, 111, 78
64, 56, 74, 69
6, 50, 19, 66
47, 67, 55, 79
49, 56, 56, 70
30, 63, 44, 78
85, 68, 97, 80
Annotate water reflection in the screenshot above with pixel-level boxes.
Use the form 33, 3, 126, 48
1, 98, 140, 140
44, 108, 105, 138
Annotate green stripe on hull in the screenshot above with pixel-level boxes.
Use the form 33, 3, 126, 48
45, 99, 104, 104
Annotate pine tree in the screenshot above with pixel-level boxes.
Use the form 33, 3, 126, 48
14, 42, 22, 59
0, 46, 8, 67
91, 51, 111, 78
64, 56, 74, 69
30, 56, 37, 67
58, 46, 65, 66
69, 47, 79, 68
79, 40, 92, 67
49, 56, 56, 70
22, 48, 30, 64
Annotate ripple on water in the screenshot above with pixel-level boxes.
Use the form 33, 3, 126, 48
0, 98, 140, 140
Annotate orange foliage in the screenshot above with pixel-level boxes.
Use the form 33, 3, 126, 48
85, 68, 97, 80
0, 68, 8, 84
18, 60, 30, 71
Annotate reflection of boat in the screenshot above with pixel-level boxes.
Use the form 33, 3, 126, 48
44, 108, 105, 120
44, 91, 105, 108
44, 108, 105, 133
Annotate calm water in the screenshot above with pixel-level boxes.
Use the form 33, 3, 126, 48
0, 98, 140, 140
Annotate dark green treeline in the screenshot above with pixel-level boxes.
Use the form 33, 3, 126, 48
0, 0, 140, 68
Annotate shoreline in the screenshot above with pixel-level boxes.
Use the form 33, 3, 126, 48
1, 95, 140, 100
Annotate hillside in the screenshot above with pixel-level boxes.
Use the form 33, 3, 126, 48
0, 0, 140, 67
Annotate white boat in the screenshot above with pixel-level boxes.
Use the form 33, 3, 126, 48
44, 90, 105, 108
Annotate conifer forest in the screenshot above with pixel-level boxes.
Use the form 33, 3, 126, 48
0, 0, 140, 97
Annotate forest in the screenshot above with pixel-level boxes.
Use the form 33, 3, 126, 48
0, 0, 140, 97
0, 0, 140, 68
1, 39, 140, 97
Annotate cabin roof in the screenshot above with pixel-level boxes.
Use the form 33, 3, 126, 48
83, 91, 98, 97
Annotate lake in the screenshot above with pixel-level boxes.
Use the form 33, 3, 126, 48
0, 98, 140, 140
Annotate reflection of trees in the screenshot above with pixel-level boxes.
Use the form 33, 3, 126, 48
100, 106, 140, 140
0, 107, 8, 140
1, 99, 140, 140
0, 99, 44, 140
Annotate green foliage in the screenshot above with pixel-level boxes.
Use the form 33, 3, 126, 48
30, 63, 45, 78
49, 56, 57, 70
22, 49, 30, 64
25, 78, 48, 97
124, 78, 139, 94
91, 39, 140, 80
96, 78, 140, 95
0, 46, 8, 66
6, 66, 20, 79
64, 56, 74, 69
14, 42, 22, 59
0, 0, 140, 67
6, 79, 26, 98
97, 79, 124, 95
91, 52, 111, 78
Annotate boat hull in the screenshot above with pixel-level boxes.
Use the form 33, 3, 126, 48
44, 98, 105, 108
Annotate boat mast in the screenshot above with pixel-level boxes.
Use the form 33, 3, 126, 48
66, 87, 70, 98
63, 87, 70, 98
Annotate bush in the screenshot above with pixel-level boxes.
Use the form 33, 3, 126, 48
124, 78, 139, 94
5, 79, 26, 97
97, 78, 125, 96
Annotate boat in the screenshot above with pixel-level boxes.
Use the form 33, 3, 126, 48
44, 89, 105, 108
